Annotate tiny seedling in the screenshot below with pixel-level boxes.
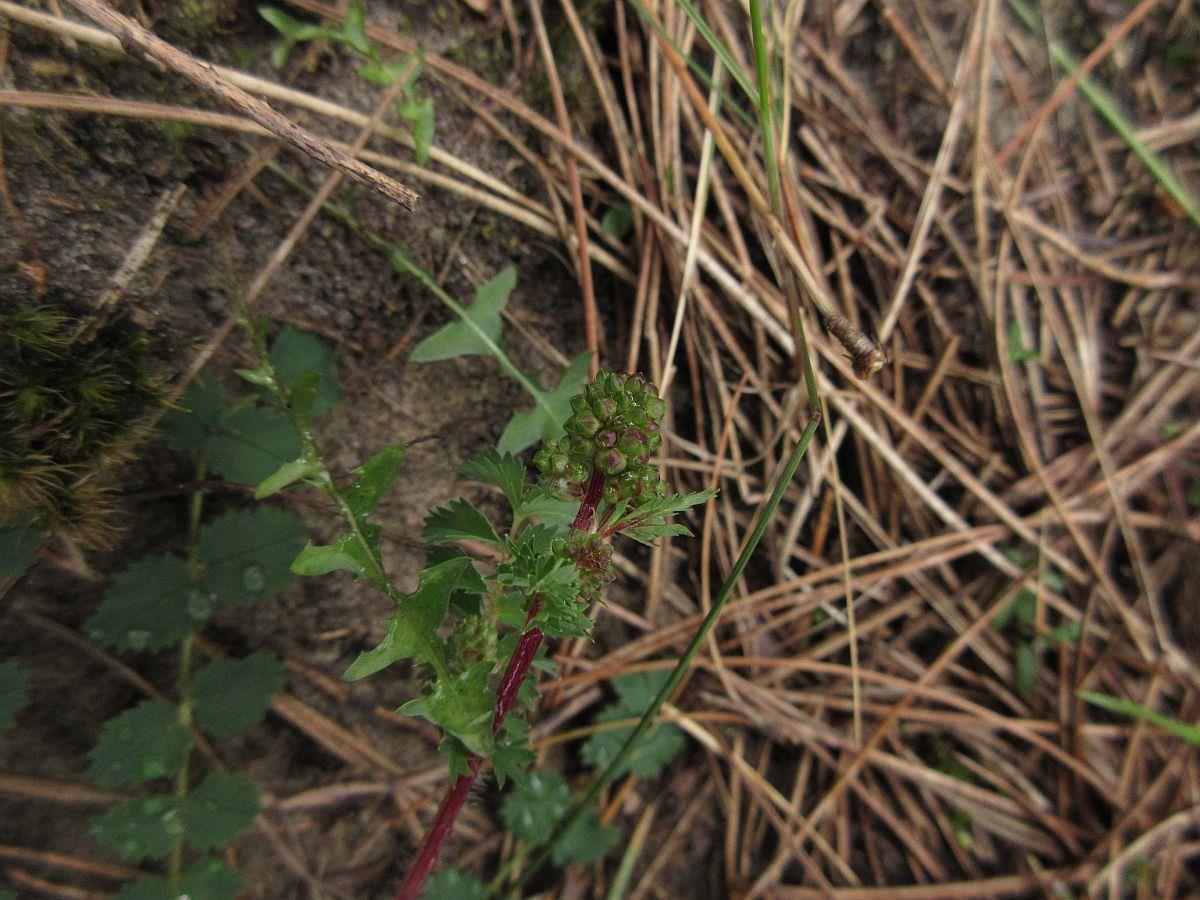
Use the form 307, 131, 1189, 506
260, 1, 436, 164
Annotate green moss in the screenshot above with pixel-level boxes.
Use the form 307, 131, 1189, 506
0, 303, 164, 547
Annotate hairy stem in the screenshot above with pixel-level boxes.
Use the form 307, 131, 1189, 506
397, 478, 604, 899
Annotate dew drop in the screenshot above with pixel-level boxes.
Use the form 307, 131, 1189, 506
242, 565, 266, 592
187, 589, 214, 619
126, 630, 150, 651
120, 839, 142, 857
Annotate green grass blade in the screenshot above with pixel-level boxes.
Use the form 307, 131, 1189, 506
1006, 0, 1200, 230
1078, 690, 1200, 746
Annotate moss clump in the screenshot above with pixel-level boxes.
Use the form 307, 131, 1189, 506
0, 304, 163, 546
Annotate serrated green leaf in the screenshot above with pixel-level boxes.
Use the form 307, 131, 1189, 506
0, 521, 43, 579
117, 858, 242, 900
497, 353, 592, 454
192, 653, 284, 737
552, 810, 620, 866
492, 739, 536, 789
91, 796, 182, 862
182, 771, 260, 849
0, 661, 30, 731
581, 669, 686, 778
198, 508, 307, 606
514, 491, 577, 530
292, 526, 386, 589
421, 869, 488, 900
410, 266, 515, 363
423, 499, 500, 545
581, 705, 685, 778
621, 522, 694, 546
255, 457, 319, 499
85, 554, 204, 652
612, 669, 672, 711
343, 443, 408, 520
500, 770, 570, 846
343, 556, 471, 680
88, 700, 192, 788
533, 592, 591, 640
161, 378, 301, 483
269, 326, 341, 416
611, 490, 716, 536
460, 448, 526, 511
399, 661, 493, 756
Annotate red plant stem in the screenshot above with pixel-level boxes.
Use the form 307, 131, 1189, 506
396, 476, 604, 900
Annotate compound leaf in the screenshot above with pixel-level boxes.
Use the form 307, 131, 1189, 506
88, 700, 192, 788
410, 265, 515, 363
192, 653, 284, 737
198, 508, 307, 606
85, 554, 203, 652
91, 796, 181, 862
182, 772, 260, 849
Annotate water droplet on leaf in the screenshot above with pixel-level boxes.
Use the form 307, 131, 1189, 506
242, 565, 266, 592
187, 589, 214, 619
126, 630, 150, 650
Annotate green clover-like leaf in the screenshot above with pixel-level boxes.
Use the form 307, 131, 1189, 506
161, 377, 300, 484
552, 810, 620, 866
